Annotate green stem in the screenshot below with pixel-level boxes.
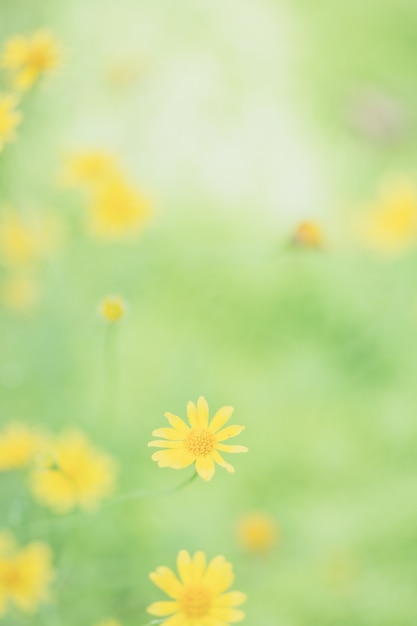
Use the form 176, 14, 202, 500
108, 469, 198, 505
102, 322, 119, 425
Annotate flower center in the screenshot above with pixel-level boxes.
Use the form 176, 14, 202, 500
179, 584, 212, 618
185, 429, 215, 457
2, 563, 22, 589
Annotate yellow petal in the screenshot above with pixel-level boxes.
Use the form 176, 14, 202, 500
164, 413, 189, 433
212, 450, 235, 473
192, 551, 207, 581
195, 455, 215, 481
147, 601, 178, 616
208, 406, 234, 433
215, 425, 245, 442
152, 448, 195, 469
186, 401, 200, 428
160, 615, 185, 626
148, 440, 183, 449
197, 396, 209, 428
210, 607, 246, 622
152, 428, 186, 440
214, 592, 247, 607
204, 556, 234, 595
149, 567, 183, 598
177, 550, 193, 584
215, 444, 248, 454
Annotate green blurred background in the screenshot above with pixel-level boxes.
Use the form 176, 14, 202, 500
1, 0, 417, 624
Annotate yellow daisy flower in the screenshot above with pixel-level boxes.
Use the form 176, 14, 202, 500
1, 31, 60, 91
0, 422, 43, 471
99, 295, 126, 322
62, 150, 119, 189
0, 533, 54, 616
236, 512, 278, 553
147, 550, 246, 626
292, 221, 323, 248
30, 430, 116, 513
0, 95, 21, 151
148, 397, 248, 481
359, 177, 417, 254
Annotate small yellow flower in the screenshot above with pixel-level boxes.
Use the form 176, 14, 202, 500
292, 221, 323, 248
0, 422, 43, 471
359, 177, 417, 254
99, 295, 126, 323
0, 532, 54, 616
149, 397, 248, 481
89, 175, 151, 239
62, 150, 119, 189
0, 210, 62, 268
1, 273, 40, 314
1, 31, 60, 91
30, 430, 117, 513
0, 95, 21, 151
147, 550, 246, 626
236, 512, 278, 553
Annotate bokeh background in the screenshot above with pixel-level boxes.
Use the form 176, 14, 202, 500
1, 0, 417, 624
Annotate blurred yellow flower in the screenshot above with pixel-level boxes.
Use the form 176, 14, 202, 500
30, 430, 116, 513
99, 295, 126, 322
0, 422, 42, 471
0, 533, 54, 616
236, 512, 278, 553
147, 550, 246, 626
1, 273, 40, 314
292, 221, 323, 248
1, 31, 60, 91
0, 210, 63, 268
0, 95, 21, 151
359, 178, 417, 254
149, 397, 248, 481
89, 175, 151, 239
62, 150, 119, 189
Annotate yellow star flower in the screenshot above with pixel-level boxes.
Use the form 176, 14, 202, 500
359, 177, 417, 254
89, 175, 151, 239
0, 95, 21, 151
0, 422, 43, 471
1, 31, 60, 91
0, 533, 54, 616
148, 397, 248, 481
236, 512, 278, 553
99, 295, 126, 322
62, 150, 119, 189
30, 430, 117, 513
147, 550, 246, 626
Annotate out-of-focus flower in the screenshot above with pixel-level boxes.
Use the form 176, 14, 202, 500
89, 175, 151, 239
147, 550, 246, 626
358, 177, 417, 254
62, 150, 119, 189
0, 95, 21, 151
1, 31, 60, 91
0, 210, 63, 267
99, 295, 126, 323
236, 512, 278, 553
292, 221, 323, 249
149, 397, 248, 482
0, 532, 54, 616
95, 619, 121, 626
30, 430, 116, 513
0, 422, 43, 471
1, 273, 40, 314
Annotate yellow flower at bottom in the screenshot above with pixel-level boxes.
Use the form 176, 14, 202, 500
0, 95, 21, 151
30, 430, 117, 513
148, 397, 248, 481
0, 422, 43, 471
236, 512, 278, 553
148, 550, 246, 626
0, 533, 54, 616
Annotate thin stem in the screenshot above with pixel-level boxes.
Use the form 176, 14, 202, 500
108, 469, 198, 505
102, 322, 119, 425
